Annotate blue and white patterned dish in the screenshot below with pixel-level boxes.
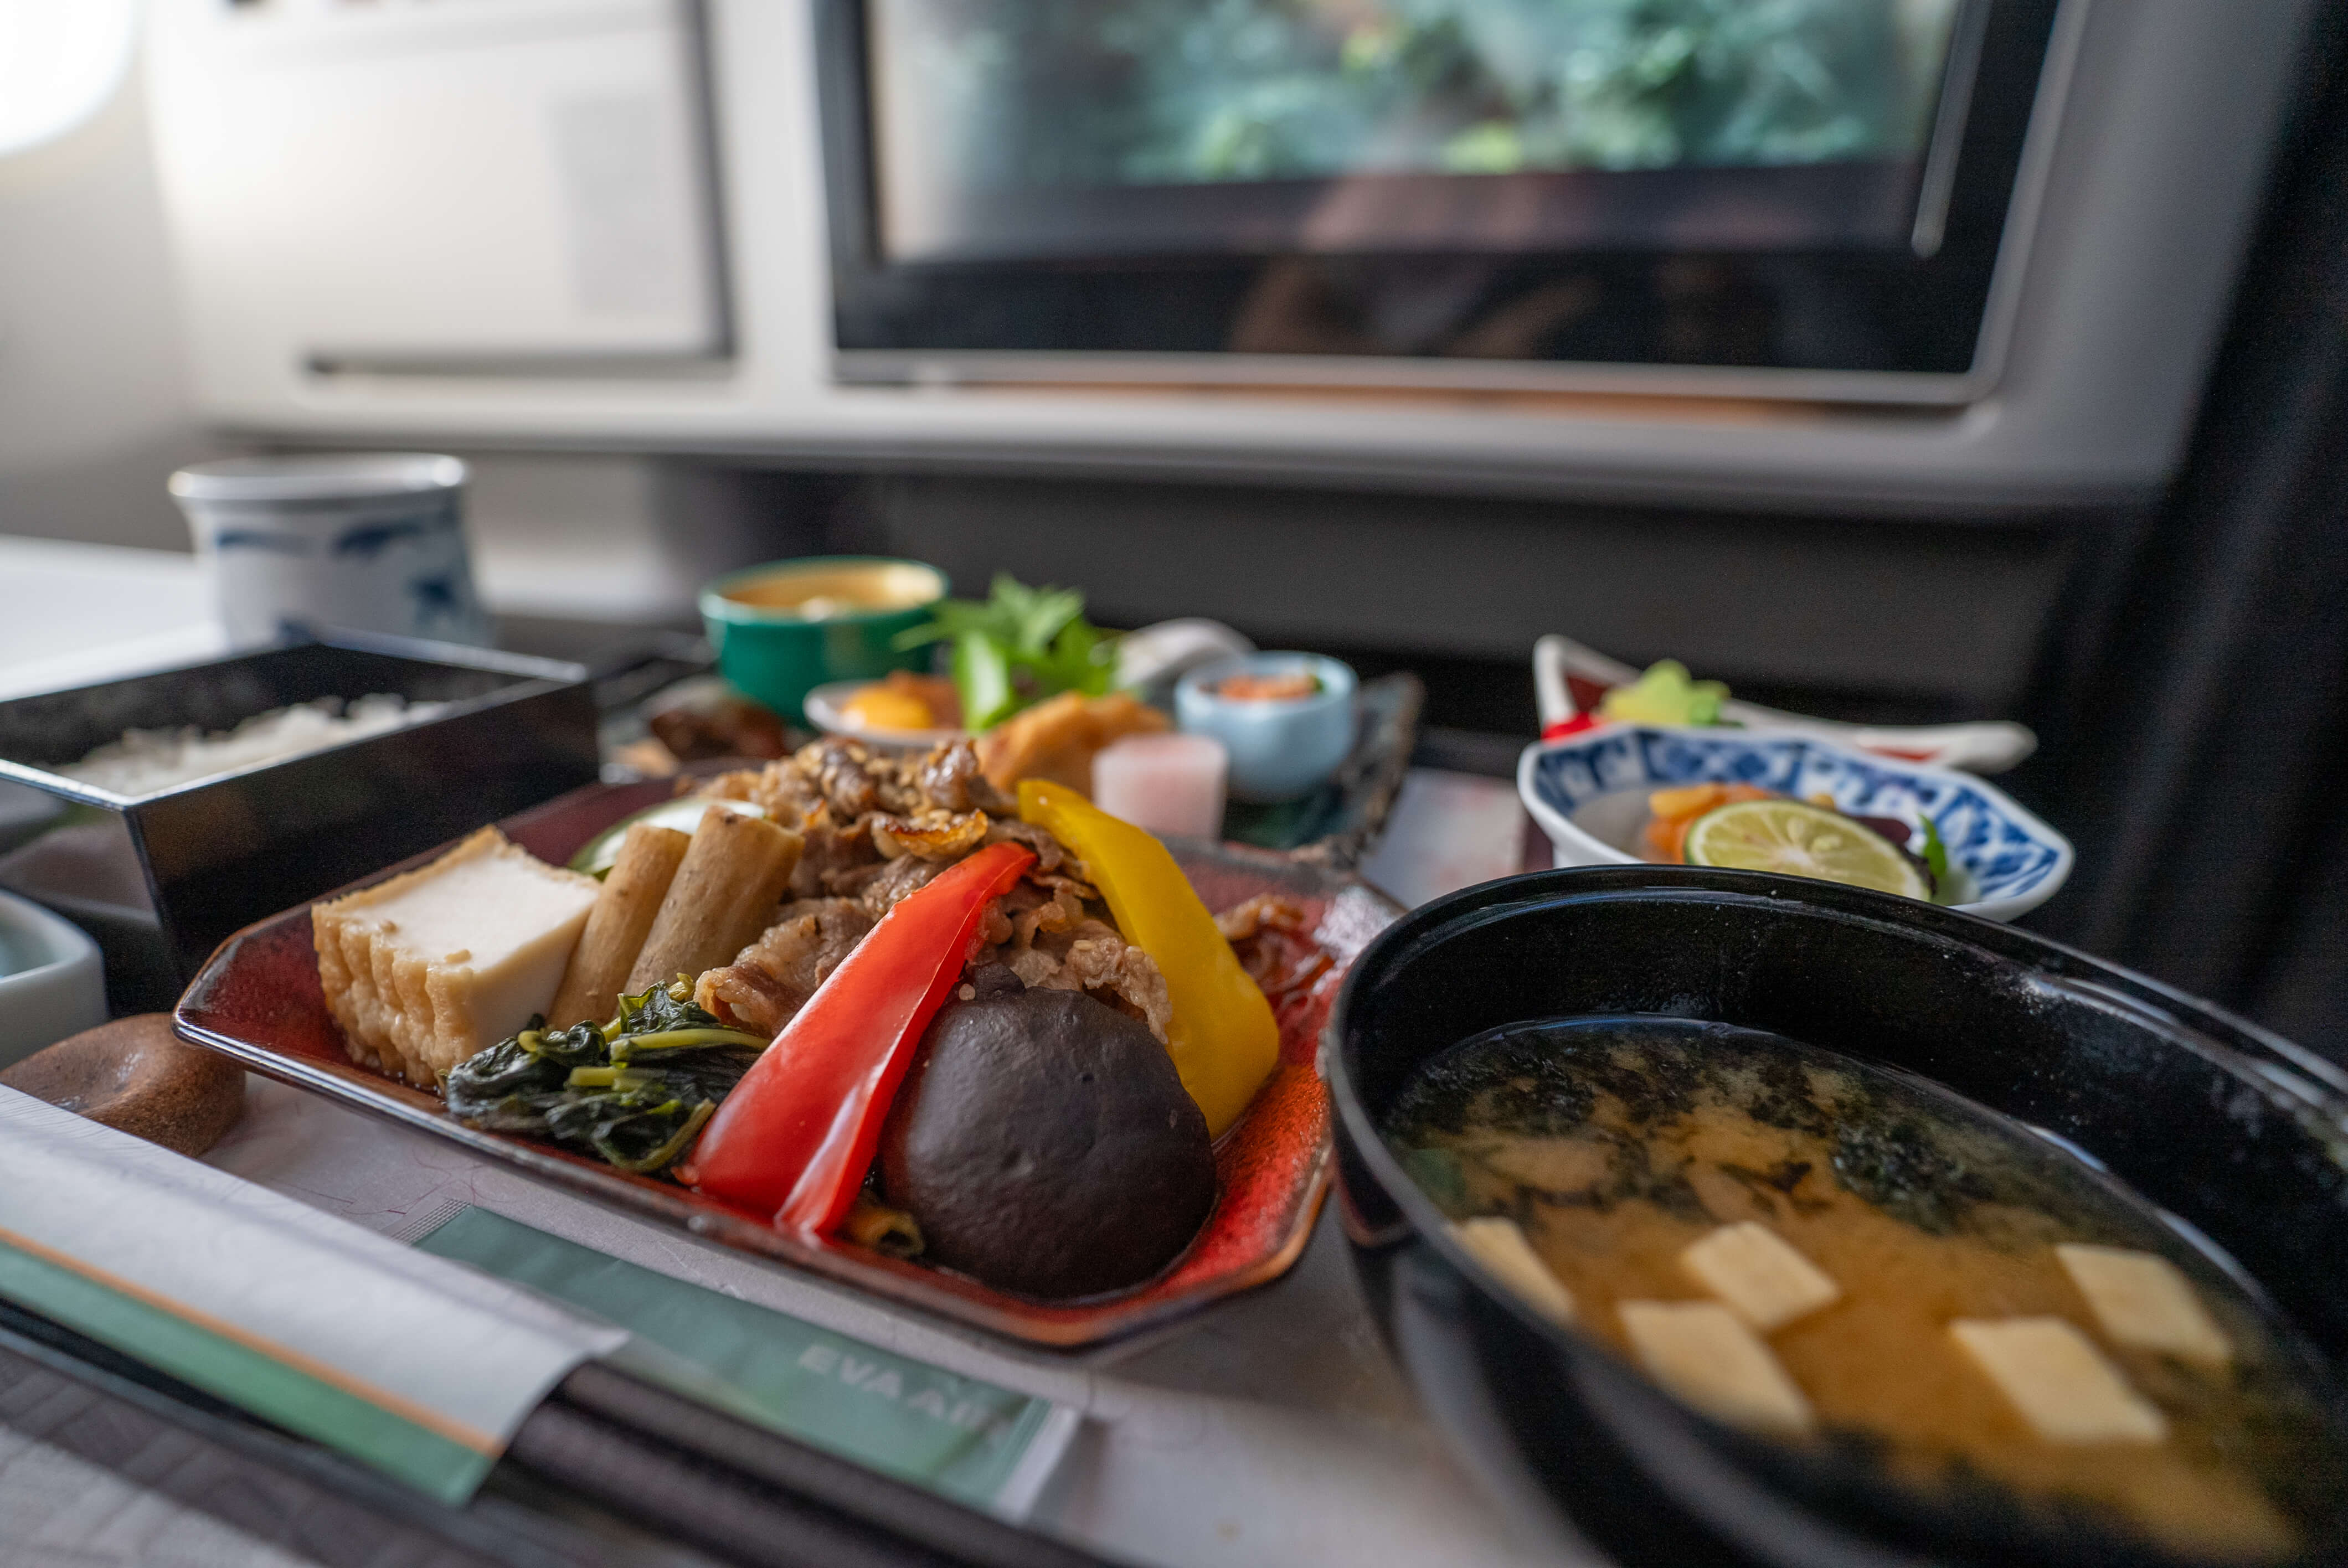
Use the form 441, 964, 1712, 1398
1516, 725, 2073, 922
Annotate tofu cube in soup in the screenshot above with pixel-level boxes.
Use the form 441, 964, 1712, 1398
1619, 1299, 1815, 1436
313, 827, 599, 1086
2057, 1244, 2234, 1368
1950, 1317, 2169, 1445
1450, 1217, 1576, 1326
1680, 1222, 1841, 1332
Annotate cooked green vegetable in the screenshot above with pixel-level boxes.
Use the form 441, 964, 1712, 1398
1918, 813, 1951, 895
568, 796, 765, 879
892, 574, 1116, 730
444, 982, 766, 1174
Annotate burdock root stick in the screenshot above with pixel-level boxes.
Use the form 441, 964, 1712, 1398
625, 811, 805, 994
547, 822, 692, 1029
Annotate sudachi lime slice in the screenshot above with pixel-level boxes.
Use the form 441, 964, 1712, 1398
1681, 797, 1929, 899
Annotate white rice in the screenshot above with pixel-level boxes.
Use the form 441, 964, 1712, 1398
59, 694, 447, 796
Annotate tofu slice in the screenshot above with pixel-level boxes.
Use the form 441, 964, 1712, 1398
1619, 1300, 1814, 1435
1680, 1222, 1841, 1331
1950, 1317, 2168, 1445
1451, 1217, 1575, 1326
314, 827, 599, 1087
2057, 1244, 2233, 1368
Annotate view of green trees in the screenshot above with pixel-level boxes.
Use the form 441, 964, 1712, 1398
873, 0, 1963, 191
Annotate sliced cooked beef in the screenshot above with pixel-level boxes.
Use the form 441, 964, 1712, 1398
1060, 924, 1174, 1041
1213, 893, 1310, 943
809, 739, 882, 818
871, 809, 990, 862
1012, 885, 1085, 945
694, 898, 874, 1035
826, 859, 894, 899
1003, 946, 1074, 994
789, 808, 880, 899
824, 739, 933, 817
701, 759, 822, 829
684, 737, 1168, 1035
972, 898, 1016, 954
984, 818, 1069, 876
919, 741, 1016, 816
1216, 894, 1332, 997
860, 854, 945, 920
975, 907, 1171, 1044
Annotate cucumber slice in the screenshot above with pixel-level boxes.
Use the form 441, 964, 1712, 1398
569, 797, 765, 879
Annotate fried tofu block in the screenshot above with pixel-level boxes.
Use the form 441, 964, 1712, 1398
313, 827, 599, 1087
1451, 1217, 1575, 1326
1681, 1222, 1842, 1332
976, 691, 1170, 796
2057, 1244, 2234, 1368
1950, 1317, 2169, 1445
1619, 1300, 1815, 1435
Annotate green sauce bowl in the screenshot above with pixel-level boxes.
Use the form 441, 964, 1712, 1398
700, 557, 947, 724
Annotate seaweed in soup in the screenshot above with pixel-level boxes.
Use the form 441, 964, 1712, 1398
1385, 1020, 1597, 1138
1827, 1115, 1996, 1235
1742, 1049, 1834, 1138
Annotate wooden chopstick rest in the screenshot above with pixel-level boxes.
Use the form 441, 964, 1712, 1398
1, 1014, 245, 1158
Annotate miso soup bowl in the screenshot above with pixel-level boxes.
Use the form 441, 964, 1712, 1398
1329, 866, 2348, 1568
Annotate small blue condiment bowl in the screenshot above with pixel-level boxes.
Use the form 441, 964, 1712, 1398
1176, 653, 1356, 804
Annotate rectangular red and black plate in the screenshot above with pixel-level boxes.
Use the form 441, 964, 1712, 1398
174, 777, 1397, 1348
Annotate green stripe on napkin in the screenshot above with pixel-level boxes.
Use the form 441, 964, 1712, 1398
416, 1208, 1062, 1513
0, 1232, 489, 1502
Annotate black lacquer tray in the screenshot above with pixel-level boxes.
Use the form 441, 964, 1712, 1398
0, 632, 598, 1011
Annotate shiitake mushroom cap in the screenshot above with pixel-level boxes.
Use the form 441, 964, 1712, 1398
880, 981, 1216, 1299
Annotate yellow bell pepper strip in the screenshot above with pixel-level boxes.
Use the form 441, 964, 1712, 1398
681, 839, 1036, 1233
1018, 780, 1278, 1136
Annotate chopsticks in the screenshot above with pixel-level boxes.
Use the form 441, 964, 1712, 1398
512, 1361, 1121, 1568
0, 1292, 1120, 1568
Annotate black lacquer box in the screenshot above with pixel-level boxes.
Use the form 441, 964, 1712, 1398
0, 635, 599, 1012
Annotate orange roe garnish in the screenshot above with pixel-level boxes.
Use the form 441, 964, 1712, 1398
1216, 670, 1321, 702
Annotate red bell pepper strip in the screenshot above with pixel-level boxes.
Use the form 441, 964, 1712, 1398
682, 839, 1034, 1234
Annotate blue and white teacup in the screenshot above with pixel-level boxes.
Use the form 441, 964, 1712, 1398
171, 454, 491, 649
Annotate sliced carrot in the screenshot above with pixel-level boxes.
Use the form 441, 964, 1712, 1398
1644, 814, 1682, 859
1648, 783, 1773, 864
1649, 783, 1731, 821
